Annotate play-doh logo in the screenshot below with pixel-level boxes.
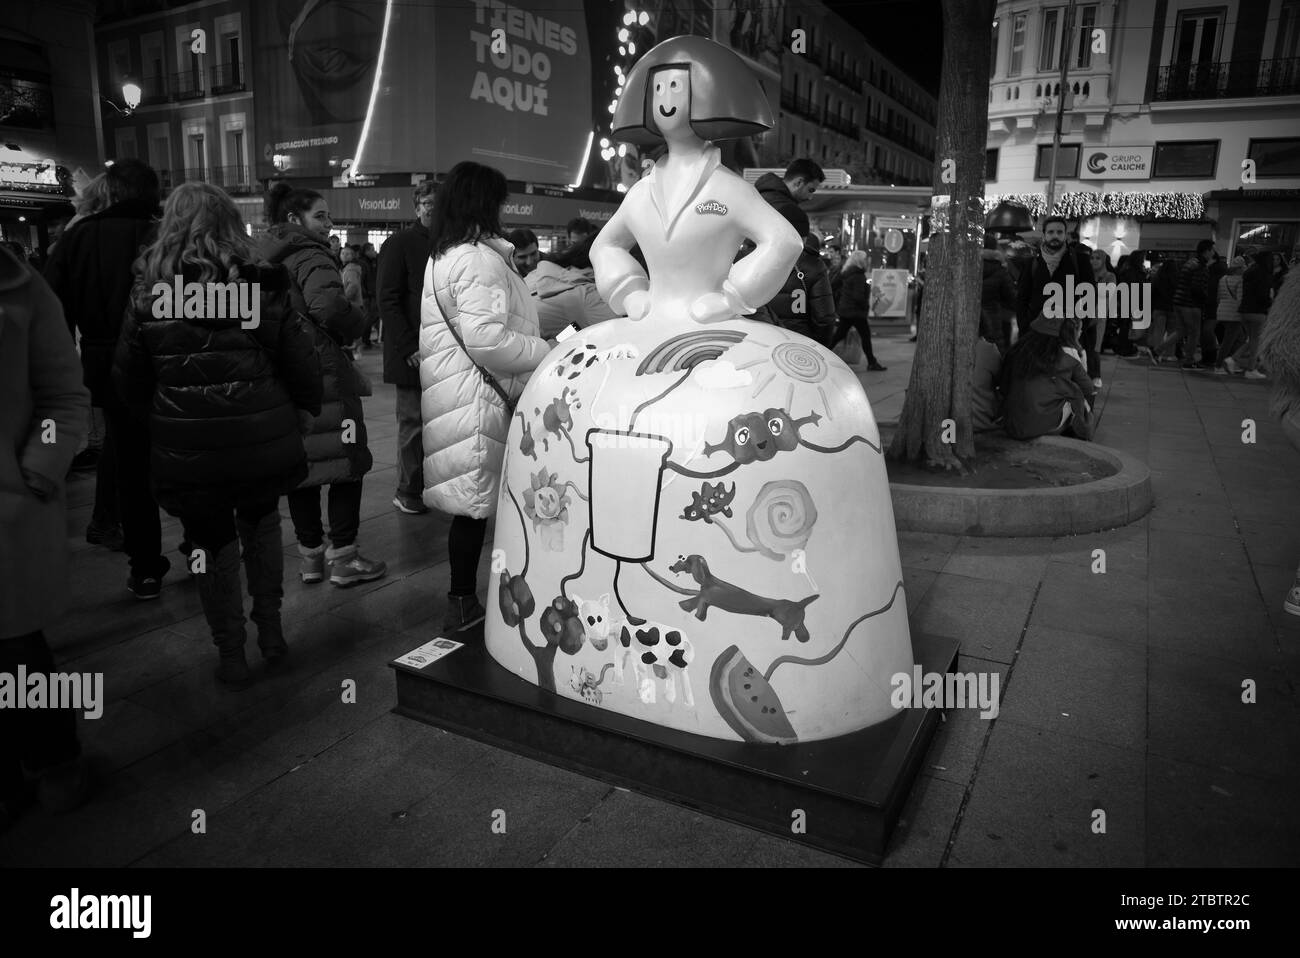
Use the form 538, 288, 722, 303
695, 199, 727, 216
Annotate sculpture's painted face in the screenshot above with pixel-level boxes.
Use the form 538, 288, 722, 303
651, 67, 691, 138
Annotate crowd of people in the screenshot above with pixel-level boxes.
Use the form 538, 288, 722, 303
4, 149, 1296, 827
969, 217, 1290, 443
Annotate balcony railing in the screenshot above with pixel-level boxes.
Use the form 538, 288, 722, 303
780, 91, 822, 123
1154, 57, 1300, 100
825, 61, 863, 92
159, 166, 255, 195
210, 62, 245, 94
823, 111, 860, 139
170, 68, 205, 100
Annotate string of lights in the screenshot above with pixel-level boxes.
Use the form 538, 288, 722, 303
985, 191, 1207, 220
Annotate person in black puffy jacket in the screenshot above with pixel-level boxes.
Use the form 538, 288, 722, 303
113, 183, 323, 687
763, 233, 838, 345
260, 181, 387, 589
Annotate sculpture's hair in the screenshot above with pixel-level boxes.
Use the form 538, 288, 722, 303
611, 36, 773, 147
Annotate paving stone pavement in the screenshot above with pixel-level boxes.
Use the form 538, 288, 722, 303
4, 339, 1297, 868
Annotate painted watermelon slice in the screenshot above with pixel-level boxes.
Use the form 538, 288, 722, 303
709, 645, 798, 745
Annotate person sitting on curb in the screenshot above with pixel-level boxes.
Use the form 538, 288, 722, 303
999, 311, 1097, 441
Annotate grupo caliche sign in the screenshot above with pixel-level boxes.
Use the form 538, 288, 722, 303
255, 0, 592, 185
1080, 147, 1153, 180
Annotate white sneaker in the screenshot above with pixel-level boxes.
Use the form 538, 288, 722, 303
1244, 369, 1267, 380
1223, 356, 1241, 374
1092, 378, 1103, 389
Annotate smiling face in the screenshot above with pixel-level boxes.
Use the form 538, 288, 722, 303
650, 67, 691, 139
293, 200, 333, 240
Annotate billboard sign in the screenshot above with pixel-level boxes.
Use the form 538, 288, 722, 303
1080, 147, 1153, 180
255, 0, 592, 184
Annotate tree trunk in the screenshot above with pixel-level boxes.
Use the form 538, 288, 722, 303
887, 0, 998, 471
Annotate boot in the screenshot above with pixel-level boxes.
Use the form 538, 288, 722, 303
326, 543, 387, 587
298, 542, 326, 583
195, 540, 252, 688
238, 510, 288, 668
443, 593, 486, 633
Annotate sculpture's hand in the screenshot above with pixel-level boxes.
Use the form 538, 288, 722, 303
689, 291, 736, 324
623, 289, 651, 321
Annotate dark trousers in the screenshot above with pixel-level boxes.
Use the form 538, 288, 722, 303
1200, 314, 1220, 365
0, 631, 81, 802
449, 514, 488, 596
90, 410, 118, 527
176, 492, 280, 553
395, 385, 424, 501
102, 396, 167, 579
287, 480, 363, 549
830, 316, 878, 363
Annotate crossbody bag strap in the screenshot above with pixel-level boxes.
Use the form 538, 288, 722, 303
430, 283, 515, 411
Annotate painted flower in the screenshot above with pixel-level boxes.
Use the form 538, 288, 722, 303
539, 595, 585, 655
522, 468, 572, 552
498, 572, 535, 627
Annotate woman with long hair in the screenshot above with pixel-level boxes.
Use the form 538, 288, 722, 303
113, 183, 323, 686
999, 311, 1098, 440
419, 161, 552, 632
260, 181, 387, 587
829, 249, 886, 371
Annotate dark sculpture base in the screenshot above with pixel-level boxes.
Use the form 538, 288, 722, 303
390, 630, 960, 865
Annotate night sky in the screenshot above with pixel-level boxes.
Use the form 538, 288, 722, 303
820, 0, 944, 95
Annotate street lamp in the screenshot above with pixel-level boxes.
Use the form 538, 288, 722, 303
985, 200, 1034, 237
102, 77, 141, 116
122, 79, 141, 112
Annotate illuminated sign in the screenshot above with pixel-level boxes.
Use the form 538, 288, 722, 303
1080, 147, 1153, 180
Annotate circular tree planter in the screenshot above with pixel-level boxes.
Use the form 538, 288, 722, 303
886, 435, 1153, 537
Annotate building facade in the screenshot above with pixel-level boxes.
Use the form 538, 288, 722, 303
0, 0, 100, 256
96, 0, 261, 226
987, 0, 1300, 260
776, 0, 938, 185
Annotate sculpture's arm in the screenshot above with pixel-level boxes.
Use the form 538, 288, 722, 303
590, 199, 650, 318
724, 186, 804, 311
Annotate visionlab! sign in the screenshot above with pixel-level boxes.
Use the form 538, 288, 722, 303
1080, 147, 1153, 180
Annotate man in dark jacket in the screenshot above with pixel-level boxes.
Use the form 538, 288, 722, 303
377, 181, 434, 515
823, 237, 844, 301
1173, 239, 1218, 368
764, 234, 838, 344
754, 158, 824, 239
1015, 216, 1096, 338
42, 159, 170, 599
1146, 254, 1180, 361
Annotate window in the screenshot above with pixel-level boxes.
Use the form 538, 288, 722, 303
1075, 5, 1098, 68
1276, 1, 1300, 59
1035, 143, 1081, 178
142, 32, 164, 84
1040, 8, 1060, 72
986, 148, 999, 181
1174, 7, 1225, 65
189, 134, 206, 177
114, 128, 138, 160
1153, 140, 1219, 178
1009, 14, 1027, 76
107, 39, 130, 85
1247, 138, 1300, 177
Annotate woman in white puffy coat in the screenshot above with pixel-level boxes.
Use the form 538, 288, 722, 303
419, 162, 551, 633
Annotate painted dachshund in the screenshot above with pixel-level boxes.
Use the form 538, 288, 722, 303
668, 554, 817, 642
